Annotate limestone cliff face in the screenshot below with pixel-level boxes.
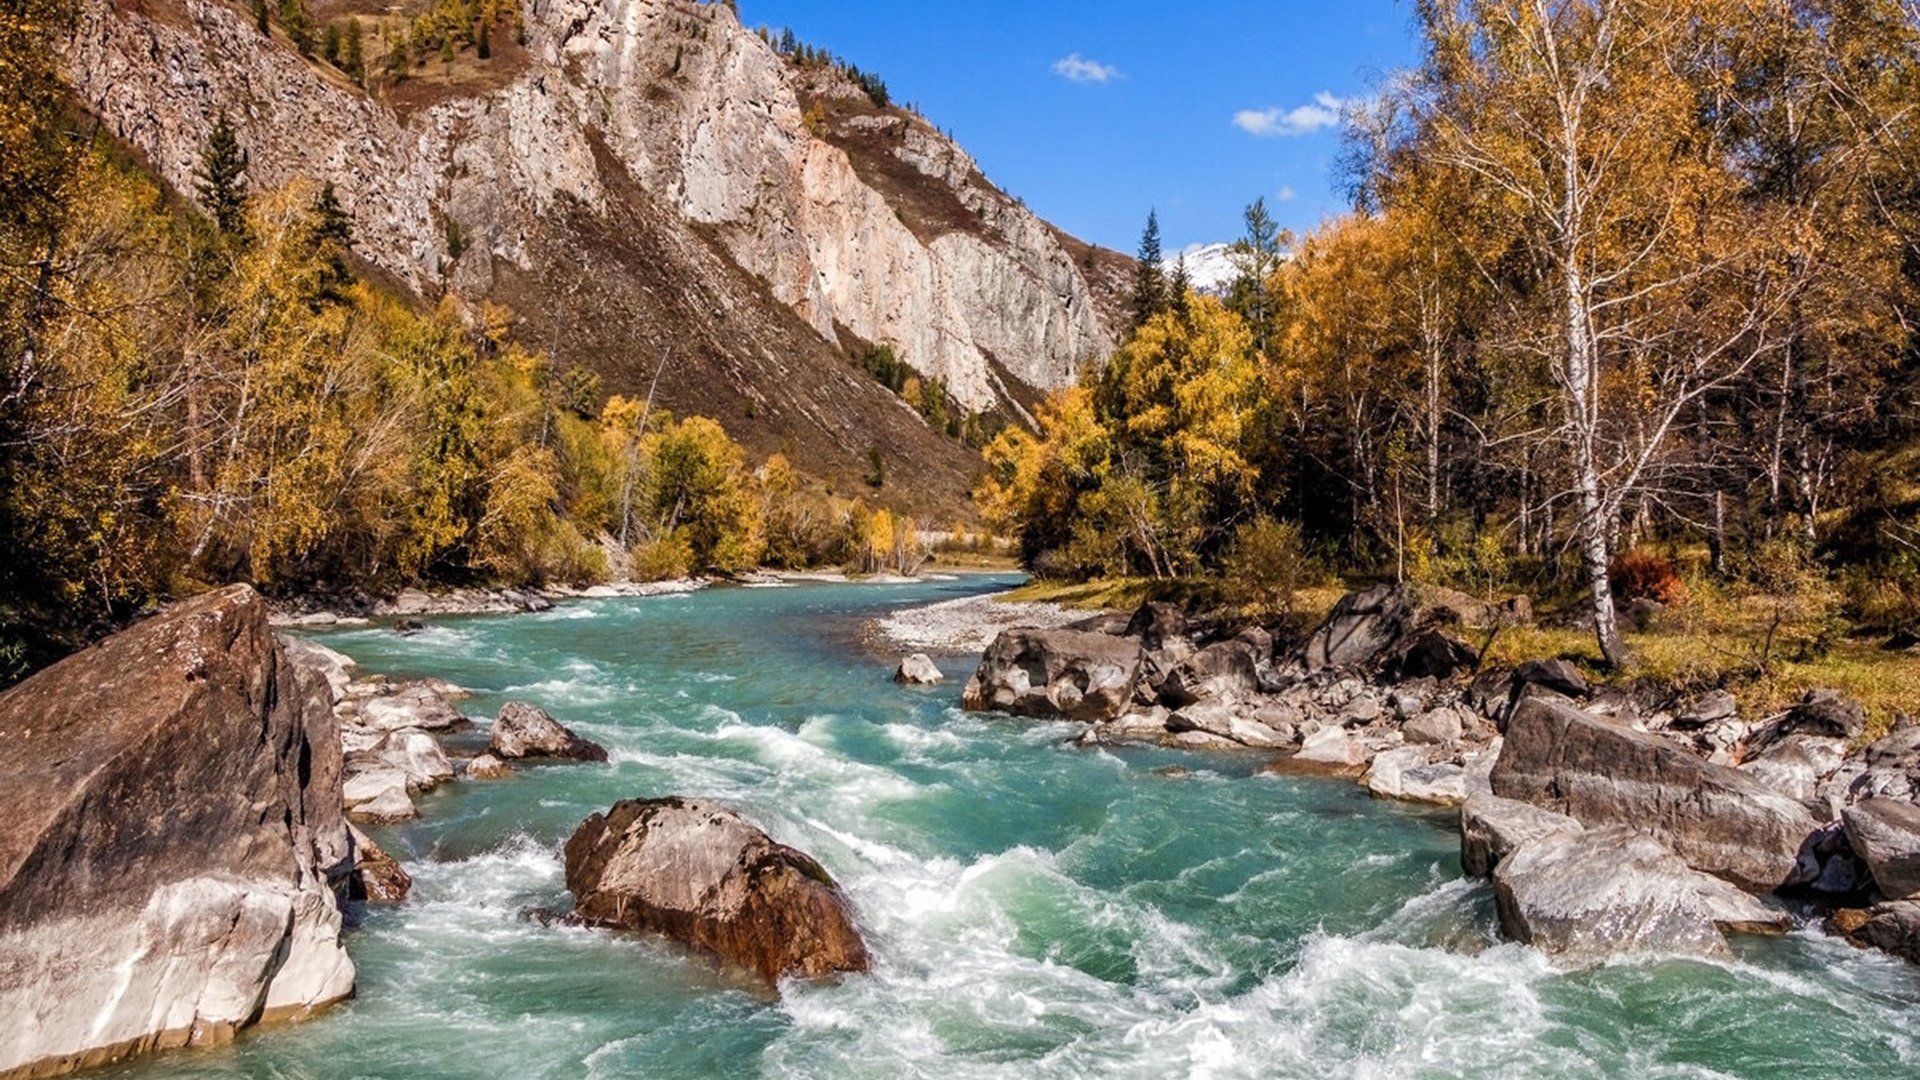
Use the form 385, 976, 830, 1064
65, 0, 1114, 413
0, 585, 353, 1080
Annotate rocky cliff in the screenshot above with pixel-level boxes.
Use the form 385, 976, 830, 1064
64, 0, 1123, 512
0, 585, 354, 1080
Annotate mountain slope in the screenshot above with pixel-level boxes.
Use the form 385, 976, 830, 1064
64, 0, 1124, 518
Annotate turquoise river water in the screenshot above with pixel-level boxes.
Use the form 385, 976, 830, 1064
98, 576, 1920, 1079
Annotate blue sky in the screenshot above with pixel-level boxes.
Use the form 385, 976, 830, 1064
737, 1, 1421, 254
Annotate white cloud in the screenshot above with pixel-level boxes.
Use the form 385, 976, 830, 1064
1052, 53, 1121, 84
1233, 92, 1350, 137
1276, 186, 1297, 203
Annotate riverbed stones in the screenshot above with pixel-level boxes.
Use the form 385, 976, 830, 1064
466, 753, 513, 779
1844, 799, 1920, 900
489, 701, 609, 762
0, 585, 354, 1079
1492, 697, 1822, 890
893, 654, 944, 685
961, 628, 1144, 723
563, 798, 869, 986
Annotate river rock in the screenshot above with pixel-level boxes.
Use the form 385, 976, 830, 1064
358, 683, 466, 733
1739, 734, 1849, 806
346, 825, 412, 903
1843, 799, 1920, 900
563, 798, 870, 986
275, 635, 354, 703
1785, 688, 1867, 741
1393, 630, 1479, 681
489, 701, 609, 762
1302, 584, 1413, 672
1404, 706, 1465, 746
1123, 601, 1188, 649
1493, 826, 1777, 960
465, 753, 513, 779
1160, 640, 1261, 706
1845, 901, 1920, 963
1288, 725, 1370, 773
961, 628, 1144, 723
0, 585, 354, 1080
1511, 659, 1589, 699
367, 729, 456, 791
1492, 697, 1822, 890
893, 654, 944, 685
1460, 793, 1583, 877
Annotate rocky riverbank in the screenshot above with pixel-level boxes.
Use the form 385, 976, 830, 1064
950, 582, 1920, 965
269, 579, 707, 627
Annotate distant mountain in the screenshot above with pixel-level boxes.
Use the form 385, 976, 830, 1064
65, 0, 1125, 520
1161, 241, 1292, 298
1162, 242, 1240, 297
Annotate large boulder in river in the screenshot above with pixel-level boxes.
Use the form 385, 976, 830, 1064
489, 701, 609, 762
357, 682, 466, 732
1843, 799, 1920, 901
1493, 825, 1787, 961
0, 585, 354, 1080
564, 798, 869, 986
1459, 793, 1583, 878
1301, 584, 1413, 673
893, 654, 944, 685
961, 628, 1144, 723
1492, 697, 1822, 891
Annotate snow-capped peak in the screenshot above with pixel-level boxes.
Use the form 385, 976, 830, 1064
1161, 242, 1244, 297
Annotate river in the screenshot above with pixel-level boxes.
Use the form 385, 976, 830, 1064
100, 575, 1920, 1079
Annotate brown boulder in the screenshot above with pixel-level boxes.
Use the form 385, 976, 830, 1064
564, 798, 869, 986
1843, 799, 1920, 901
489, 701, 609, 762
961, 628, 1145, 723
0, 585, 354, 1079
1492, 697, 1821, 891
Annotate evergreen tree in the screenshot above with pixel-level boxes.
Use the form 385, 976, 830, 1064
322, 20, 342, 65
342, 18, 364, 84
1169, 255, 1191, 321
477, 21, 491, 59
310, 181, 354, 304
279, 0, 314, 55
195, 113, 248, 239
1130, 209, 1167, 329
1227, 196, 1282, 353
252, 0, 268, 35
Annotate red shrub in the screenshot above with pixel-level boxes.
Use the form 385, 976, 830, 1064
1611, 549, 1687, 606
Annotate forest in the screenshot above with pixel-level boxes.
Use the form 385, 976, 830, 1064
980, 0, 1920, 677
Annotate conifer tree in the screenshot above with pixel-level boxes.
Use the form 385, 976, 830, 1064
1169, 255, 1191, 321
251, 0, 268, 35
342, 18, 363, 84
279, 0, 313, 55
1227, 196, 1282, 353
1130, 210, 1167, 329
195, 113, 248, 239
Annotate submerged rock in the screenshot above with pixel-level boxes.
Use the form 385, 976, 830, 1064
0, 585, 353, 1079
489, 701, 609, 762
1492, 698, 1821, 890
465, 753, 513, 780
961, 628, 1144, 723
563, 798, 869, 986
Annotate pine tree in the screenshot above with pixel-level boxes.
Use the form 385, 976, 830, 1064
310, 181, 354, 304
1130, 209, 1167, 329
342, 18, 364, 84
1169, 255, 1191, 321
195, 113, 248, 239
1228, 196, 1283, 353
279, 0, 314, 56
322, 20, 342, 65
252, 0, 268, 35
